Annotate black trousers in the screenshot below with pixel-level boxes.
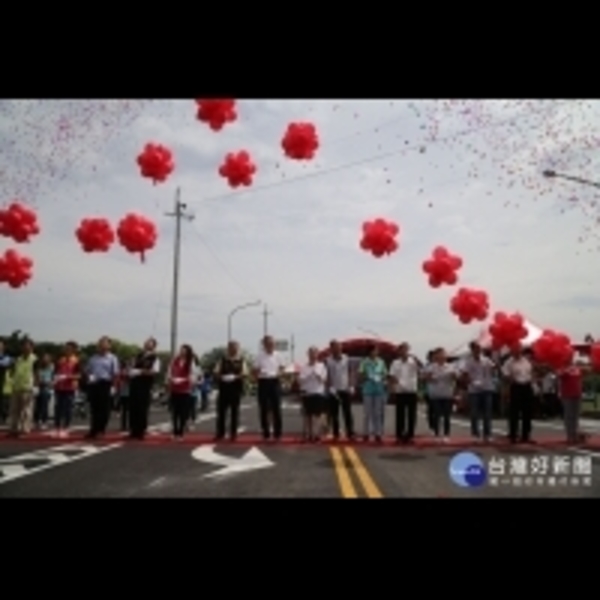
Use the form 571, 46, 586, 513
216, 385, 241, 438
508, 382, 534, 441
395, 392, 417, 440
257, 378, 282, 439
328, 391, 354, 437
171, 393, 190, 436
87, 380, 112, 436
129, 386, 151, 438
424, 395, 434, 430
119, 396, 130, 431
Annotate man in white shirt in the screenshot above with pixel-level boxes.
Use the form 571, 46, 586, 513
325, 340, 355, 440
253, 335, 285, 441
299, 346, 327, 441
461, 342, 496, 442
388, 342, 420, 443
501, 347, 535, 443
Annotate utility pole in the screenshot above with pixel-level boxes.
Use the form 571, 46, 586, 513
262, 304, 272, 336
165, 187, 194, 358
290, 334, 295, 362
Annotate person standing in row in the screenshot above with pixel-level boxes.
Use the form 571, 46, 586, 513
461, 341, 495, 443
85, 336, 119, 439
502, 347, 535, 443
128, 338, 160, 440
34, 353, 54, 430
0, 340, 11, 424
424, 348, 456, 442
52, 342, 80, 438
188, 355, 202, 429
557, 362, 587, 444
253, 336, 284, 441
540, 371, 559, 419
389, 342, 420, 444
168, 344, 197, 439
117, 359, 131, 432
423, 350, 435, 432
299, 346, 327, 442
358, 345, 387, 442
8, 338, 37, 437
325, 340, 355, 440
214, 341, 247, 441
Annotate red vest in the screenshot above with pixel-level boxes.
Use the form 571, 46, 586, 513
54, 356, 78, 391
559, 368, 582, 399
169, 358, 191, 394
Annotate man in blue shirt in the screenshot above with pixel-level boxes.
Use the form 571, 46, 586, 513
85, 336, 119, 439
358, 345, 388, 442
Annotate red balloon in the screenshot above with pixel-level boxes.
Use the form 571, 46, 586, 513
76, 218, 115, 253
0, 202, 40, 243
195, 99, 237, 131
116, 213, 157, 262
590, 343, 600, 371
450, 288, 489, 324
0, 248, 33, 288
136, 143, 174, 184
218, 150, 257, 187
422, 246, 462, 287
360, 218, 400, 258
532, 330, 573, 370
487, 312, 529, 351
281, 122, 319, 160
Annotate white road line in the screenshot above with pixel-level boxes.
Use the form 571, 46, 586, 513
0, 442, 123, 485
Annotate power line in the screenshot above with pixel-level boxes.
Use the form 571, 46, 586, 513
192, 100, 570, 207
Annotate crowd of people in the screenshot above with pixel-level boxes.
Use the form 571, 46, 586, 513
0, 334, 592, 445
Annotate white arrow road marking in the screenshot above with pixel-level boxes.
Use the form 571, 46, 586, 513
191, 445, 274, 480
0, 442, 122, 485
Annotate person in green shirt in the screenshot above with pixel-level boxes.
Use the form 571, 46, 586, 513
358, 345, 388, 442
8, 338, 37, 436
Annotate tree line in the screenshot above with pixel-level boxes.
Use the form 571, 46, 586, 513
1, 330, 254, 377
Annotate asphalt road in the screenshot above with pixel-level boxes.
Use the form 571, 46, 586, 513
1, 398, 599, 497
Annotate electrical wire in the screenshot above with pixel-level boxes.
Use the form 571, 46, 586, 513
185, 223, 260, 299
191, 100, 570, 207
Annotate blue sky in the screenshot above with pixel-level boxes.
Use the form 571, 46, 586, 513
0, 99, 599, 359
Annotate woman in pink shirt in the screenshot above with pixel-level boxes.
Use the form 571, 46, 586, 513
557, 363, 589, 444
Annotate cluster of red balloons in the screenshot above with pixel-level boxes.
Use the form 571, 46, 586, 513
195, 99, 237, 131
532, 330, 574, 370
0, 201, 38, 288
450, 288, 489, 324
0, 249, 33, 288
76, 218, 115, 252
422, 246, 462, 287
136, 143, 174, 184
281, 122, 319, 160
360, 219, 399, 257
0, 202, 40, 242
116, 213, 157, 262
488, 312, 528, 350
219, 151, 257, 187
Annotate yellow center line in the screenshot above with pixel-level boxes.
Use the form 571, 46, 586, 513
343, 447, 384, 498
329, 446, 358, 497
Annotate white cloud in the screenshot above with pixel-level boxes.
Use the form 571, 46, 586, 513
1, 99, 599, 358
